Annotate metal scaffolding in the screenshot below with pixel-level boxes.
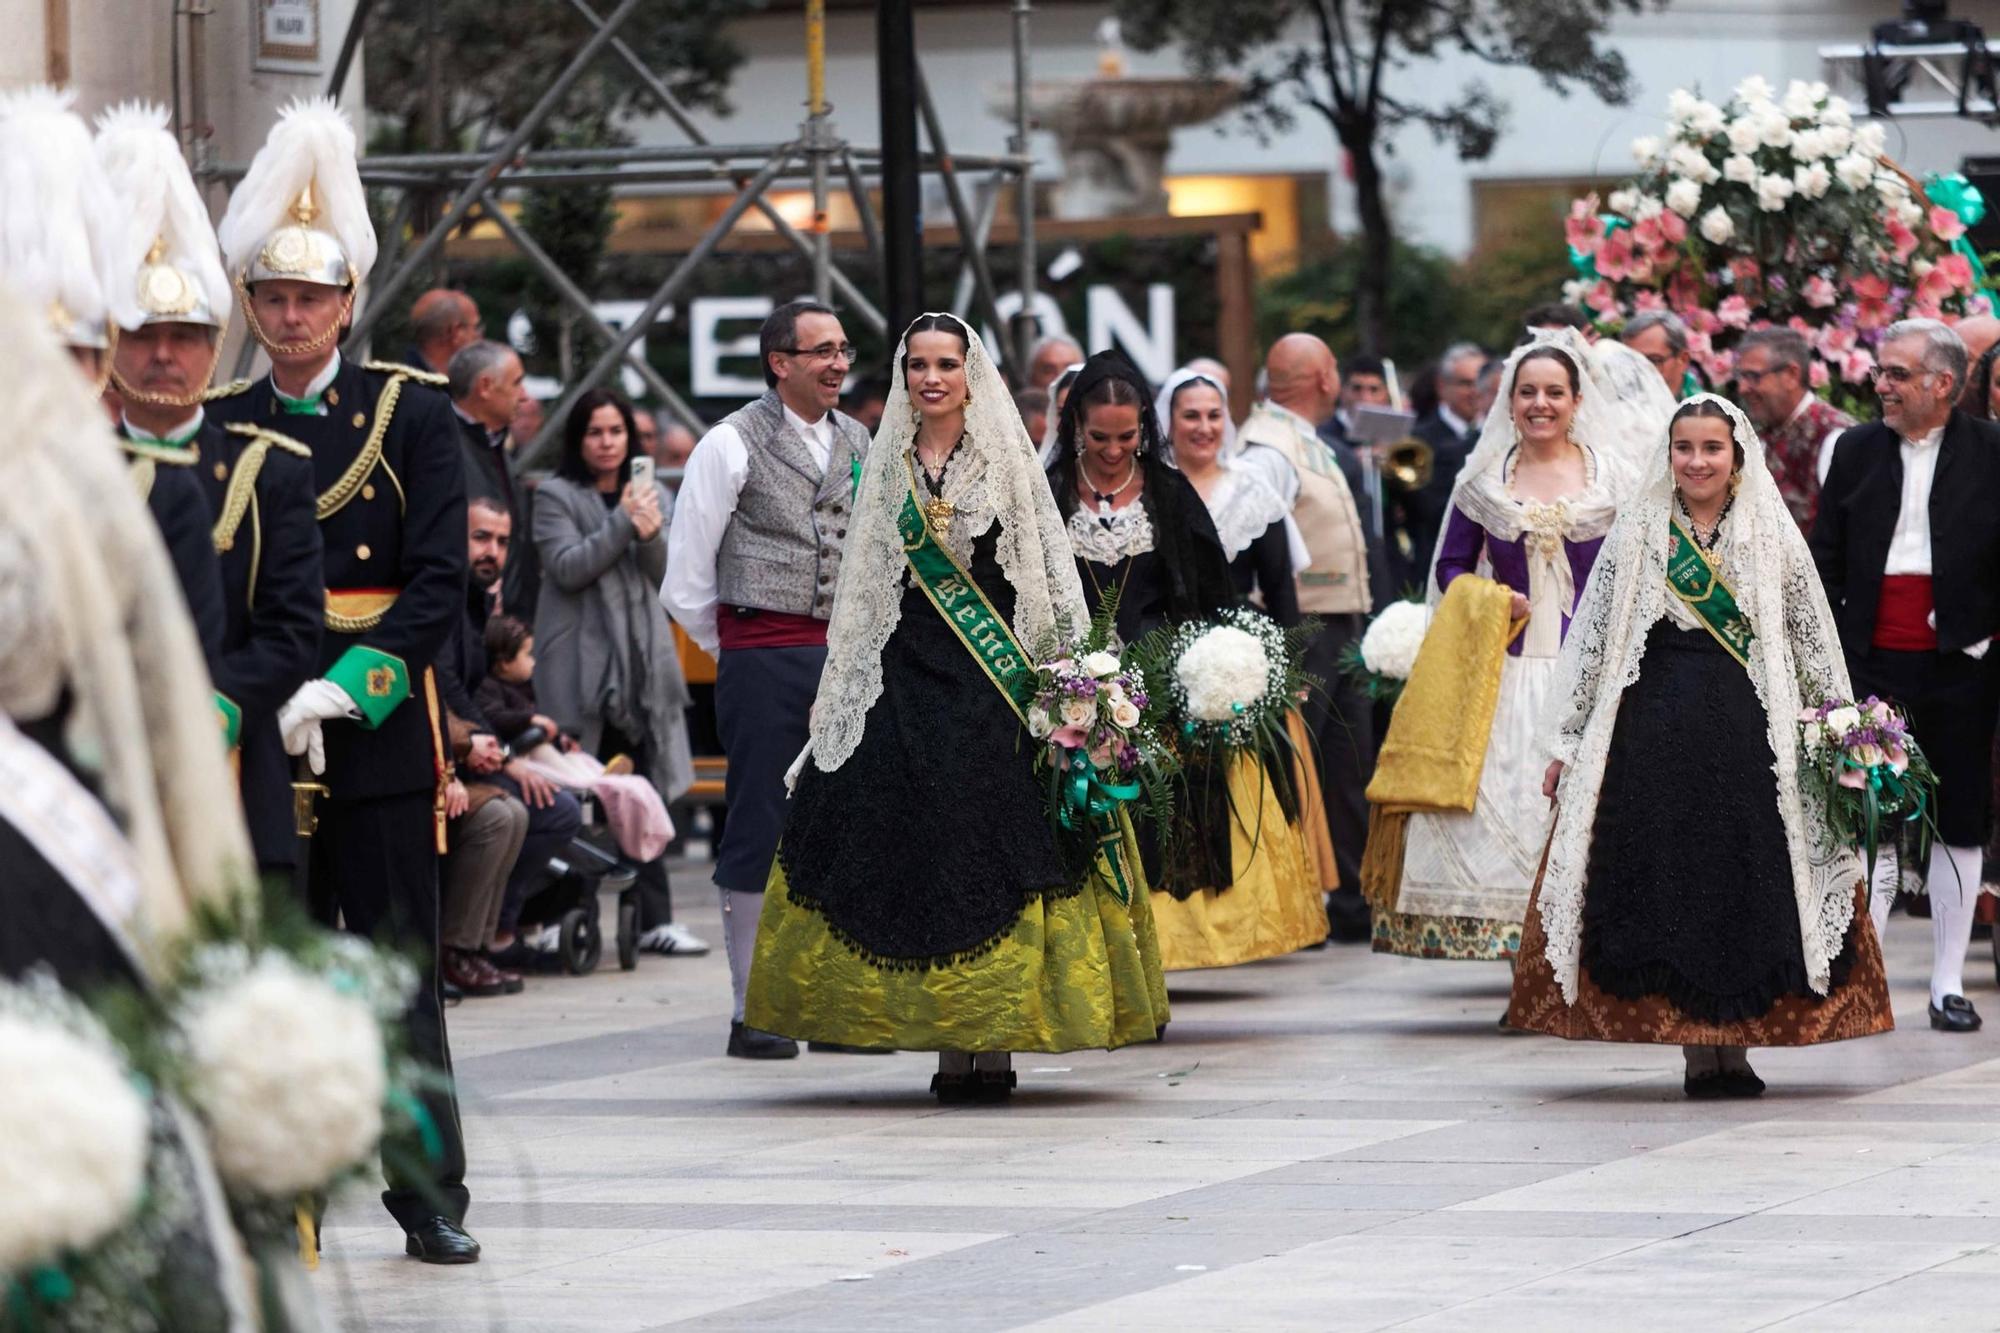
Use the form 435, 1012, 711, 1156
189, 0, 1043, 463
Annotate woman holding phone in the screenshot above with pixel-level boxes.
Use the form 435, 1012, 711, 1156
533, 388, 702, 954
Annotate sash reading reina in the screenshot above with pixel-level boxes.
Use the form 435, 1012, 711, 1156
897, 479, 1034, 721
1665, 518, 1757, 666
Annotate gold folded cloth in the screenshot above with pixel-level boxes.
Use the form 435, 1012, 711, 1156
1365, 573, 1519, 814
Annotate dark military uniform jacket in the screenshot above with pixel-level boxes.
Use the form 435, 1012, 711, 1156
188, 412, 325, 867
120, 435, 227, 666
209, 356, 468, 806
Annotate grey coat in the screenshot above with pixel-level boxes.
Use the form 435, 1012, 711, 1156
531, 474, 694, 802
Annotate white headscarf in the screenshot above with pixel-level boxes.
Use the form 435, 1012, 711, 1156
808, 314, 1087, 773
1036, 362, 1087, 467
0, 283, 252, 971
1150, 368, 1239, 465
1537, 393, 1858, 1005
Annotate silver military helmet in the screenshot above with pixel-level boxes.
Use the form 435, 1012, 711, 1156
95, 102, 232, 331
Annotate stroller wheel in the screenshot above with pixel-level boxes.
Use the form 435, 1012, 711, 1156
559, 905, 602, 975
617, 894, 639, 971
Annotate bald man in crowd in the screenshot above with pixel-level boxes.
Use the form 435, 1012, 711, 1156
409, 289, 483, 378
1028, 333, 1085, 390
1240, 333, 1382, 939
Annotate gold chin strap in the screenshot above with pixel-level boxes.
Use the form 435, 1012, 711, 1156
108, 316, 230, 411
235, 270, 354, 359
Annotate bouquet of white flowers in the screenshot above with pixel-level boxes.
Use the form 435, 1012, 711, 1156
1798, 694, 1941, 896
1340, 598, 1430, 702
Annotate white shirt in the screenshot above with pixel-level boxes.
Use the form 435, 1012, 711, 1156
660, 401, 837, 656
1436, 402, 1471, 440
1884, 425, 1944, 576
123, 406, 204, 445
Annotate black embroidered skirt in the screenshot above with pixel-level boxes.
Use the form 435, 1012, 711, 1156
1581, 619, 1850, 1024
779, 539, 1091, 966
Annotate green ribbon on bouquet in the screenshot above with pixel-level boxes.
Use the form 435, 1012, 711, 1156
1054, 748, 1141, 904
1840, 753, 1934, 905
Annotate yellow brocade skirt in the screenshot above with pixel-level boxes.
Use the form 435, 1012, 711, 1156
1152, 753, 1329, 970
745, 814, 1169, 1053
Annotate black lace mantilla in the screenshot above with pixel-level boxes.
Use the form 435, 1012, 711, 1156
778, 529, 1094, 968
1581, 621, 1853, 1023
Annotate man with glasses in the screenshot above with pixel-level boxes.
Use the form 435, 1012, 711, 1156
1734, 328, 1854, 529
1621, 310, 1697, 397
662, 297, 871, 1059
1812, 318, 2000, 1035
1409, 341, 1487, 576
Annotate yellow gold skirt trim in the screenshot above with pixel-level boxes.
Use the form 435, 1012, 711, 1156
1152, 753, 1329, 971
745, 816, 1168, 1053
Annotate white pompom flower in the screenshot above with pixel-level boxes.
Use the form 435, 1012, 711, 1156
182, 954, 386, 1199
1176, 625, 1274, 723
1359, 601, 1430, 681
0, 1013, 149, 1273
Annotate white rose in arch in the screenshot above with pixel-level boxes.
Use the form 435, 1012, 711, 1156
1725, 117, 1762, 157
1666, 178, 1704, 219
1793, 162, 1832, 201
1834, 153, 1874, 192
1698, 205, 1736, 245
1723, 154, 1758, 184
1754, 173, 1795, 212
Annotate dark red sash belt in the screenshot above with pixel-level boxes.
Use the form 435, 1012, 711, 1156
1873, 574, 1939, 651
717, 608, 829, 652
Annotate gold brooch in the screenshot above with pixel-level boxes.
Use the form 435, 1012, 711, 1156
364, 665, 397, 697
923, 495, 954, 535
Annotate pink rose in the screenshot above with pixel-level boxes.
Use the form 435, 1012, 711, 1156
1687, 305, 1722, 335
1717, 294, 1753, 329
1929, 205, 1967, 242
1658, 209, 1688, 244
1566, 195, 1603, 253
1633, 289, 1667, 312
1802, 274, 1839, 308
1841, 346, 1876, 382
1809, 359, 1830, 388
1838, 765, 1868, 790
1688, 328, 1714, 356
1885, 217, 1919, 263
1817, 323, 1857, 357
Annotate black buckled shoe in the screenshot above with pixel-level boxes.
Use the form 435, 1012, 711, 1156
1929, 994, 1983, 1033
1683, 1070, 1731, 1100
727, 1021, 799, 1059
404, 1216, 480, 1265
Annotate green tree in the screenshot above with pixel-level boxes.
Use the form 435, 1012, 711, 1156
1116, 0, 1661, 355
364, 0, 751, 151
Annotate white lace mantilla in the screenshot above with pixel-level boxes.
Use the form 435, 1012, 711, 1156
1539, 394, 1858, 1005
1067, 500, 1155, 565
807, 316, 1087, 773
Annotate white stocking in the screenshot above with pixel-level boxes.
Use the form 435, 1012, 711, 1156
1682, 1045, 1719, 1076
1868, 846, 1898, 945
718, 888, 763, 1023
1927, 844, 1984, 1006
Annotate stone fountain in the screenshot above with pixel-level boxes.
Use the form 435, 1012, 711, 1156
992, 19, 1239, 220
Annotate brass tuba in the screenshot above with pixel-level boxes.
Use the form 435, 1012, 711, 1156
1381, 436, 1434, 492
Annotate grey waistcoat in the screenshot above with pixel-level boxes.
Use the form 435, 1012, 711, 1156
714, 390, 870, 620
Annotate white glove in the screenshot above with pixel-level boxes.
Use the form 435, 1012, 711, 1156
278, 679, 362, 776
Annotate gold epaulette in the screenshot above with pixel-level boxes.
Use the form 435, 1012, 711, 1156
363, 359, 447, 388
120, 437, 200, 465
204, 378, 254, 401
223, 420, 312, 458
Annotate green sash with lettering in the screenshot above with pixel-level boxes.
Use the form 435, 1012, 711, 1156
1665, 519, 1756, 665
897, 482, 1034, 721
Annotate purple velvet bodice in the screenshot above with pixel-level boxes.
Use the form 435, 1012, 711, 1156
1434, 504, 1607, 656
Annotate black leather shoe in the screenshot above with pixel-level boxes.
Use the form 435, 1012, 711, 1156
404, 1216, 480, 1264
807, 1040, 895, 1054
930, 1071, 975, 1104
1930, 994, 1983, 1032
1683, 1071, 1730, 1100
1326, 890, 1372, 944
1718, 1068, 1766, 1098
727, 1021, 799, 1059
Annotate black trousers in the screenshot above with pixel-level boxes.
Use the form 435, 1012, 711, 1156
1850, 647, 2000, 847
713, 645, 825, 894
1300, 613, 1375, 897
310, 791, 469, 1230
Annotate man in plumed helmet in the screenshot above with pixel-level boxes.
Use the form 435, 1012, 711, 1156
207, 98, 478, 1264
97, 102, 325, 886
0, 86, 226, 668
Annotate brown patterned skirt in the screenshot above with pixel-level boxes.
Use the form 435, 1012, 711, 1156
1507, 878, 1895, 1047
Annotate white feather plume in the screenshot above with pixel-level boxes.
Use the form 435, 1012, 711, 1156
93, 102, 230, 327
0, 86, 142, 334
217, 96, 376, 283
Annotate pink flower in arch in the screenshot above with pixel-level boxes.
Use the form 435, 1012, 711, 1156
1595, 229, 1637, 281
1936, 251, 1975, 291
1730, 257, 1763, 285
1885, 217, 1919, 263
1916, 266, 1956, 307
1840, 346, 1876, 382
1686, 305, 1723, 335
1566, 195, 1604, 254
1852, 273, 1892, 301
1929, 205, 1967, 242
1817, 323, 1857, 358
1809, 359, 1831, 388
1802, 274, 1839, 308
1717, 294, 1753, 329
1584, 280, 1622, 315
1633, 289, 1667, 312
1658, 209, 1688, 245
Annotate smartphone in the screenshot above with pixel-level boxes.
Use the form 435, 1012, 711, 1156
629, 454, 656, 491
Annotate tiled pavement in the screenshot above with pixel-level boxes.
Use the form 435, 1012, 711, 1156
318, 872, 2000, 1331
